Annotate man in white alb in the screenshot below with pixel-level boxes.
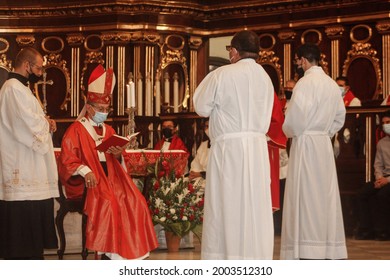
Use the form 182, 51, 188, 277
280, 43, 347, 260
194, 30, 275, 259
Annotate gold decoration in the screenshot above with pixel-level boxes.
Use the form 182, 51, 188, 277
277, 30, 296, 41
43, 53, 71, 111
256, 50, 283, 94
16, 35, 35, 47
66, 33, 85, 47
42, 36, 64, 54
376, 21, 390, 34
101, 32, 132, 45
325, 25, 344, 38
301, 29, 322, 45
342, 42, 382, 98
189, 36, 202, 50
350, 24, 372, 44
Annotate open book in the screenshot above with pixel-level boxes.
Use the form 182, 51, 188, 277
95, 132, 140, 152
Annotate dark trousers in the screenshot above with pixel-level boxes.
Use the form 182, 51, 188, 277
356, 181, 390, 234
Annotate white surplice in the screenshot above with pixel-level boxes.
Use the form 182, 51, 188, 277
0, 78, 58, 201
194, 58, 274, 259
280, 66, 347, 260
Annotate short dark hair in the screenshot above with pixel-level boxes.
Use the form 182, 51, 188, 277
336, 76, 350, 86
231, 30, 260, 57
296, 43, 320, 64
381, 110, 390, 120
15, 47, 42, 68
162, 119, 178, 127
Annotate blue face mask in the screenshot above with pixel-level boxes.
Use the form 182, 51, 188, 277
92, 111, 108, 124
383, 123, 390, 135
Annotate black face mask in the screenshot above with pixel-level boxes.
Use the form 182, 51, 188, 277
162, 128, 173, 139
27, 67, 41, 84
285, 90, 293, 100
295, 66, 304, 79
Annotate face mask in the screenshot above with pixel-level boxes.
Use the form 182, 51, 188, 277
162, 128, 173, 139
296, 67, 304, 79
204, 128, 209, 138
92, 111, 108, 124
383, 123, 390, 135
284, 90, 293, 100
27, 67, 41, 84
339, 86, 346, 97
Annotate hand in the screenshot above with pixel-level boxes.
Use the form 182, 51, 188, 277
374, 177, 388, 189
46, 116, 57, 133
189, 171, 202, 181
107, 145, 125, 158
85, 172, 97, 188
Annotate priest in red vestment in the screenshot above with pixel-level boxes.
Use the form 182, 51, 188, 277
58, 65, 157, 260
154, 119, 189, 153
267, 93, 287, 211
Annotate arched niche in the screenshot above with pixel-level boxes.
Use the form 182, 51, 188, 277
0, 38, 12, 88
155, 34, 189, 112
342, 25, 382, 102
343, 55, 380, 102
257, 50, 283, 96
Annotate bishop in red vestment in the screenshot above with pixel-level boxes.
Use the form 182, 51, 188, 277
267, 93, 287, 211
58, 65, 157, 259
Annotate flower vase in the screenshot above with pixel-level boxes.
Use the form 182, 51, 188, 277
165, 231, 181, 252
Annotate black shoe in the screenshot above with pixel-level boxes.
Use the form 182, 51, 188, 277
354, 231, 375, 240
375, 233, 390, 241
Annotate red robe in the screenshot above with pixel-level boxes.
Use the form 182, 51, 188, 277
267, 93, 287, 211
154, 134, 189, 153
343, 90, 356, 106
58, 120, 158, 259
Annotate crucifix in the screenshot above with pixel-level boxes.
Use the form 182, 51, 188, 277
36, 71, 54, 114
12, 169, 19, 185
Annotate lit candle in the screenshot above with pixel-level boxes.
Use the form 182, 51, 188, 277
126, 84, 130, 108
130, 81, 135, 108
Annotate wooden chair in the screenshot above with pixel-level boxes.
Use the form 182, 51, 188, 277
55, 181, 88, 260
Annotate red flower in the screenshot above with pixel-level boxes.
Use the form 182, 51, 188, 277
158, 170, 165, 178
161, 160, 170, 172
189, 215, 195, 221
188, 183, 194, 193
154, 181, 160, 190
154, 209, 159, 214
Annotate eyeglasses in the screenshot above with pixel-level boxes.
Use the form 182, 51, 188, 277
90, 104, 112, 113
29, 62, 43, 71
225, 45, 232, 51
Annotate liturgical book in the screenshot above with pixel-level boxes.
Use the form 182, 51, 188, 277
95, 132, 140, 152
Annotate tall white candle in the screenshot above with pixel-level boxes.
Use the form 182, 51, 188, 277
155, 79, 161, 115
126, 84, 130, 108
164, 72, 170, 104
173, 72, 179, 113
145, 73, 152, 116
137, 76, 143, 115
130, 81, 135, 107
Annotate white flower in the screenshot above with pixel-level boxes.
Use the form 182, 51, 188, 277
159, 217, 166, 222
162, 186, 170, 196
182, 216, 188, 221
170, 208, 176, 214
155, 198, 163, 208
177, 193, 184, 203
172, 215, 178, 220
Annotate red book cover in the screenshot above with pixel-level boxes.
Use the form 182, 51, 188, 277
95, 132, 139, 152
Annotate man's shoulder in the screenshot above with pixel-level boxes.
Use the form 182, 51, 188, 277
377, 135, 390, 147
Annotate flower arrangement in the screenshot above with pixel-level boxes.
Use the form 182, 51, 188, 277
147, 152, 204, 238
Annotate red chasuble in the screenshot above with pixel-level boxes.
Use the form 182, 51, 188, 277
343, 90, 356, 107
267, 93, 288, 211
154, 134, 189, 153
58, 121, 158, 259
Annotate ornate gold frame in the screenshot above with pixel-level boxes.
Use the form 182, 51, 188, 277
155, 34, 190, 110
342, 42, 382, 99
